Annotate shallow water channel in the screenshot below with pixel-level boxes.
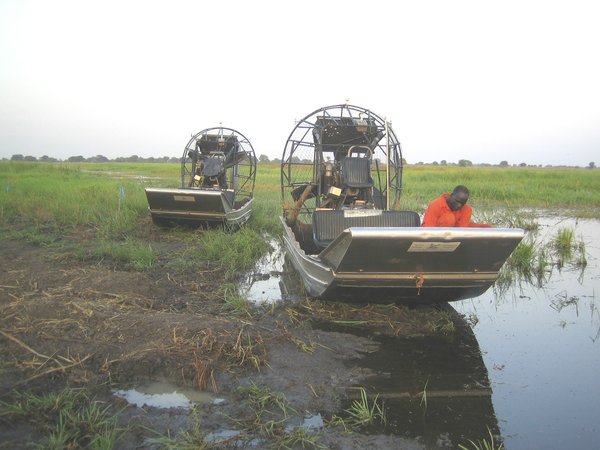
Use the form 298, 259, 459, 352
244, 215, 600, 449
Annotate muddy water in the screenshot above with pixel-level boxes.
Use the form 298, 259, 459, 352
245, 216, 600, 449
113, 381, 220, 409
454, 217, 600, 450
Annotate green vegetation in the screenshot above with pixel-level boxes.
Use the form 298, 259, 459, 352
0, 160, 597, 300
0, 390, 124, 449
400, 165, 600, 216
333, 387, 386, 430
2, 162, 599, 241
459, 427, 504, 450
495, 224, 589, 296
145, 407, 211, 449
2, 160, 595, 448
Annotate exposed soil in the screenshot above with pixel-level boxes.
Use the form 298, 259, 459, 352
0, 221, 438, 449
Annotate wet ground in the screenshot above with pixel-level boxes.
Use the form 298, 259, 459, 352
0, 222, 425, 449
244, 215, 600, 449
1, 215, 598, 449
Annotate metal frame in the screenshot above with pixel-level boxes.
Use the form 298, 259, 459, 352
182, 126, 257, 203
281, 104, 403, 222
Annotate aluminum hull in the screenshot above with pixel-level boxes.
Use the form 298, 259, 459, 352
145, 187, 253, 228
280, 217, 525, 303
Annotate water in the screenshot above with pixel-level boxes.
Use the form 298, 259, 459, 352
243, 238, 306, 304
454, 217, 600, 450
245, 216, 600, 449
113, 381, 220, 409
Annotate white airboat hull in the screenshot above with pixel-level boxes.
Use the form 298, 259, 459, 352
145, 187, 253, 228
281, 217, 525, 303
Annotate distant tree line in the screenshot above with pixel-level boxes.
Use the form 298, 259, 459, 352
256, 154, 597, 169
7, 154, 180, 163
5, 153, 597, 169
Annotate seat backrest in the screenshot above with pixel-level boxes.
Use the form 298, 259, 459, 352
312, 209, 421, 249
340, 157, 373, 188
202, 157, 225, 177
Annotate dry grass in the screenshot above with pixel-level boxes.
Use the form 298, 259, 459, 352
293, 299, 456, 337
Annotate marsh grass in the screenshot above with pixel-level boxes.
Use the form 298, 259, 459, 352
1, 161, 597, 294
0, 390, 124, 449
458, 427, 504, 450
233, 383, 296, 440
277, 427, 326, 449
553, 227, 575, 263
0, 162, 148, 238
297, 300, 457, 337
575, 240, 588, 268
82, 238, 157, 269
221, 282, 251, 315
334, 387, 386, 430
144, 407, 212, 449
496, 235, 555, 295
235, 383, 291, 418
198, 227, 271, 280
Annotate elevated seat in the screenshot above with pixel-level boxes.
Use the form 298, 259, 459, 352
202, 156, 225, 177
312, 209, 421, 249
340, 157, 373, 188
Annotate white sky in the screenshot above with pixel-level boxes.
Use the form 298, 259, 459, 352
1, 0, 599, 166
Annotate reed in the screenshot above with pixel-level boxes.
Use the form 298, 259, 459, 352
340, 387, 386, 429
0, 390, 124, 449
258, 162, 600, 217
82, 238, 157, 270
145, 407, 210, 449
221, 282, 251, 315
553, 227, 575, 262
199, 227, 271, 280
1, 161, 597, 283
458, 427, 504, 450
0, 162, 148, 238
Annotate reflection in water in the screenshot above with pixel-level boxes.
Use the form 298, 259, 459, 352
243, 216, 600, 449
243, 240, 307, 304
313, 307, 500, 449
455, 217, 600, 450
113, 381, 218, 409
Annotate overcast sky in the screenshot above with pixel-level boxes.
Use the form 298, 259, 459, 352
1, 0, 599, 166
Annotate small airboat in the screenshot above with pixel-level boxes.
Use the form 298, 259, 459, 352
280, 104, 525, 302
145, 126, 256, 228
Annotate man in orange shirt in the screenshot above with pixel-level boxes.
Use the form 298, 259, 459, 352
422, 185, 491, 227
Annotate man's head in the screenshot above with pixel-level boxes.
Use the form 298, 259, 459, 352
446, 185, 469, 211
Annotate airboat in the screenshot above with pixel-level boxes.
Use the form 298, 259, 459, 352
145, 126, 256, 228
280, 104, 525, 302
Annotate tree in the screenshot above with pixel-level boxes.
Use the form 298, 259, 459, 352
88, 155, 109, 163
259, 154, 270, 163
458, 159, 473, 167
11, 154, 24, 161
499, 160, 509, 167
588, 162, 596, 169
68, 155, 85, 162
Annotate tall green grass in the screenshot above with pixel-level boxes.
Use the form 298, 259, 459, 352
0, 162, 149, 238
401, 165, 600, 213
1, 161, 598, 275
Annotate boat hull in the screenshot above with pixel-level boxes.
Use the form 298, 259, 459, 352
145, 187, 253, 228
280, 217, 525, 303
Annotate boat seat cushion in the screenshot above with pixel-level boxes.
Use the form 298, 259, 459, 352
202, 157, 225, 177
312, 209, 421, 249
340, 157, 373, 188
